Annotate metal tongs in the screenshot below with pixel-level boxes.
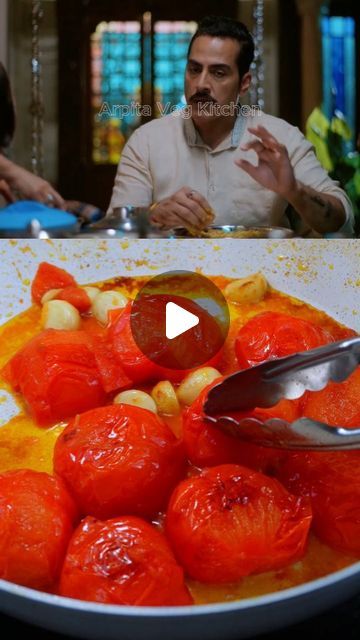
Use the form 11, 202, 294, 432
204, 337, 360, 450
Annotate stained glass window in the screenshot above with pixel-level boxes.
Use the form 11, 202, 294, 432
90, 19, 197, 164
321, 15, 356, 148
91, 21, 142, 165
153, 21, 197, 116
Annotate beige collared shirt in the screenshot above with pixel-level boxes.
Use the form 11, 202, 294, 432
108, 109, 354, 236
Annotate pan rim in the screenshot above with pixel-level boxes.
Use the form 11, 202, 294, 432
1, 559, 360, 618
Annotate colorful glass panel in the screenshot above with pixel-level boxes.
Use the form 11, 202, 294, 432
91, 21, 141, 165
90, 19, 198, 164
153, 21, 197, 116
321, 15, 356, 148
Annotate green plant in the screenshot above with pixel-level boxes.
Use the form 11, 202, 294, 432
306, 107, 360, 235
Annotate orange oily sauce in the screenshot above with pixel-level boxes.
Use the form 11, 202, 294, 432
0, 275, 357, 603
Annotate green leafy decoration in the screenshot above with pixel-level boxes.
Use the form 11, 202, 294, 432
306, 107, 360, 235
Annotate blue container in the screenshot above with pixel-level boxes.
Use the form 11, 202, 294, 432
0, 201, 79, 236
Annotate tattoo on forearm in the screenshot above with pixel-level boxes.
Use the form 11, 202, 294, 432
309, 195, 333, 219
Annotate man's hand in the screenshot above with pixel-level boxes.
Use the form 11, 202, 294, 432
3, 159, 64, 209
235, 125, 296, 198
235, 125, 346, 234
149, 187, 213, 230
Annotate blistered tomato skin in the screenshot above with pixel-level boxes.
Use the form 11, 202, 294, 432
235, 312, 332, 369
108, 303, 222, 385
54, 404, 186, 520
0, 469, 78, 589
276, 451, 360, 556
108, 304, 158, 383
302, 368, 360, 428
31, 262, 76, 305
182, 381, 293, 473
2, 330, 108, 426
166, 464, 312, 583
55, 286, 92, 313
60, 516, 193, 606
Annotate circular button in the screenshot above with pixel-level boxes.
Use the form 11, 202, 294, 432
130, 270, 230, 370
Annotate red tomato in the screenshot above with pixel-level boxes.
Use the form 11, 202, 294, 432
302, 367, 360, 428
0, 469, 78, 589
60, 516, 192, 605
182, 380, 298, 473
276, 451, 360, 555
108, 303, 159, 383
108, 303, 222, 385
130, 292, 224, 372
31, 262, 76, 304
54, 405, 186, 520
235, 312, 332, 369
3, 330, 107, 425
75, 313, 133, 393
166, 464, 312, 583
91, 338, 133, 393
326, 325, 357, 342
55, 286, 91, 313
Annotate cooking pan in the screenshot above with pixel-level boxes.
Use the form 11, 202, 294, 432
0, 238, 359, 639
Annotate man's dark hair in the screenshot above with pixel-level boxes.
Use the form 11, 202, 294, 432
187, 15, 255, 79
0, 62, 16, 149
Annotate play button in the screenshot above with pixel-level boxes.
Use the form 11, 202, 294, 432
130, 271, 230, 370
166, 302, 199, 340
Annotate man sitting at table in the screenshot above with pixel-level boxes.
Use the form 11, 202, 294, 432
107, 15, 353, 237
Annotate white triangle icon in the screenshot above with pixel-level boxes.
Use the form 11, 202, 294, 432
166, 302, 199, 340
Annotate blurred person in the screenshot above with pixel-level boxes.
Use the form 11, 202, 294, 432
0, 63, 104, 225
108, 16, 353, 237
0, 61, 64, 208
